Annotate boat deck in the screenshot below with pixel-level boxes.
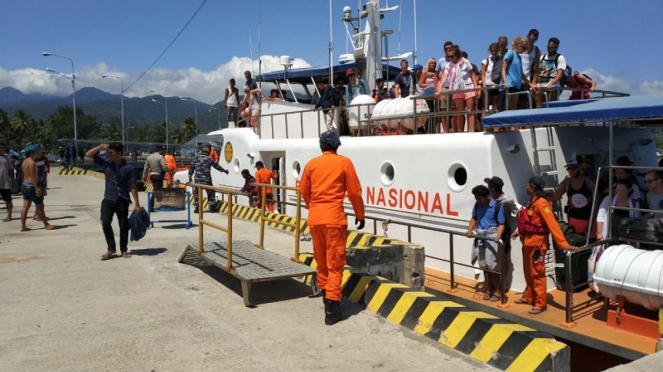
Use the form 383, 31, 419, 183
424, 267, 658, 360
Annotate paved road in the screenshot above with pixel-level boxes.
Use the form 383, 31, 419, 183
0, 172, 496, 372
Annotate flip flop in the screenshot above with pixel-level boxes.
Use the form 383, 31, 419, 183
490, 295, 501, 302
482, 293, 492, 301
529, 307, 548, 315
122, 252, 132, 258
514, 298, 531, 305
101, 251, 116, 261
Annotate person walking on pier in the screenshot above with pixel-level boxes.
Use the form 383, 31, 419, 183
142, 146, 172, 212
19, 145, 54, 232
299, 131, 365, 325
87, 143, 141, 260
188, 148, 228, 213
0, 143, 13, 222
512, 177, 578, 314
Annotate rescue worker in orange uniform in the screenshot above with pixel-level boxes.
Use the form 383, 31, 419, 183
254, 161, 277, 212
164, 151, 177, 187
207, 143, 219, 163
299, 131, 365, 325
512, 177, 578, 314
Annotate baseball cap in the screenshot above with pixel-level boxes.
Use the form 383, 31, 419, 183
565, 159, 578, 168
23, 144, 38, 153
529, 176, 547, 197
616, 156, 633, 166
483, 176, 504, 188
413, 64, 423, 70
345, 69, 355, 76
254, 161, 264, 168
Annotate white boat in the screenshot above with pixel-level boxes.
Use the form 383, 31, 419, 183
175, 0, 663, 296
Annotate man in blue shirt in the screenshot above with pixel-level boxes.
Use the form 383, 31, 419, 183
86, 142, 142, 260
466, 185, 505, 302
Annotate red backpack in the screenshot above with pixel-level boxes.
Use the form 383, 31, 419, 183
517, 197, 550, 235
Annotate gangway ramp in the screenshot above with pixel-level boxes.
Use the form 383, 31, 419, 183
179, 182, 315, 306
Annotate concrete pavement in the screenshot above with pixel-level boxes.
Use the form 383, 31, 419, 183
0, 172, 496, 372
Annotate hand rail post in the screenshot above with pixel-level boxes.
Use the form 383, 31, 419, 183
258, 186, 267, 249
198, 186, 204, 254
448, 234, 456, 291
565, 250, 574, 324
227, 190, 233, 271
294, 189, 302, 260
499, 241, 507, 305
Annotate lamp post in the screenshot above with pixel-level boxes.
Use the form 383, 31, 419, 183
102, 74, 125, 149
208, 106, 222, 130
182, 98, 198, 150
126, 126, 135, 160
43, 52, 77, 165
151, 93, 168, 152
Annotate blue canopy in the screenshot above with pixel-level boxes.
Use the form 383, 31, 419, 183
259, 63, 403, 85
481, 95, 663, 128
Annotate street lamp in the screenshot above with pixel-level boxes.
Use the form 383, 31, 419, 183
209, 106, 222, 130
125, 126, 135, 160
102, 74, 125, 149
182, 98, 198, 149
43, 52, 77, 166
151, 91, 168, 152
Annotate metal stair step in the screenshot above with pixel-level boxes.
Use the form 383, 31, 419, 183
534, 146, 556, 151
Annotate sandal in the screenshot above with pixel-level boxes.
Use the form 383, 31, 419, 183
101, 251, 116, 261
529, 307, 547, 315
490, 295, 501, 302
514, 298, 531, 305
482, 293, 492, 301
122, 252, 132, 258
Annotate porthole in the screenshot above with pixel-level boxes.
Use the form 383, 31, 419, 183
292, 160, 302, 179
380, 161, 395, 187
233, 157, 240, 173
447, 162, 468, 192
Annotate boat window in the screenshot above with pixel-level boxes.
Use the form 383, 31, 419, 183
447, 162, 468, 192
292, 160, 302, 179
233, 157, 240, 173
380, 161, 395, 187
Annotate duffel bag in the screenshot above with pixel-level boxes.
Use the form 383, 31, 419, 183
618, 217, 663, 243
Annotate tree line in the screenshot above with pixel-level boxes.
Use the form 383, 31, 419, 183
0, 106, 199, 152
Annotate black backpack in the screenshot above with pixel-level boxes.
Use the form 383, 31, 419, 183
490, 55, 504, 85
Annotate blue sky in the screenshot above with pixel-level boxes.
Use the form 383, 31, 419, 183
1, 0, 662, 104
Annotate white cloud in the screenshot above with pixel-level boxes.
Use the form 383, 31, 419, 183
0, 55, 311, 104
578, 68, 632, 94
639, 80, 663, 95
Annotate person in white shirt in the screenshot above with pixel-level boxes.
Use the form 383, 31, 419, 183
533, 37, 567, 108
224, 78, 239, 127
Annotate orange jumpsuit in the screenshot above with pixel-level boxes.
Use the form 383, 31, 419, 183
299, 151, 365, 302
164, 154, 176, 186
519, 197, 569, 309
209, 149, 219, 163
255, 167, 277, 212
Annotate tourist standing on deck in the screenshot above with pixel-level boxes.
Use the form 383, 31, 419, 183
0, 143, 13, 222
466, 185, 505, 302
436, 45, 479, 132
314, 78, 339, 131
434, 41, 455, 132
188, 148, 228, 213
512, 177, 578, 314
373, 78, 390, 103
481, 42, 501, 116
142, 146, 172, 212
500, 37, 535, 111
299, 131, 365, 325
596, 179, 641, 241
518, 29, 541, 109
533, 37, 567, 108
254, 161, 277, 213
345, 69, 368, 106
394, 59, 415, 98
87, 143, 140, 260
552, 158, 597, 237
20, 145, 55, 232
224, 78, 239, 127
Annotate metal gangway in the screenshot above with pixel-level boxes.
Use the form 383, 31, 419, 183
178, 183, 315, 306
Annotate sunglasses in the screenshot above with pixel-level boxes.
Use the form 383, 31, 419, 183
490, 50, 497, 52
445, 47, 453, 51
549, 47, 558, 51
645, 178, 660, 184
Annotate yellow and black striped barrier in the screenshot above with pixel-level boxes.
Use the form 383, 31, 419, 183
298, 252, 570, 372
58, 168, 88, 175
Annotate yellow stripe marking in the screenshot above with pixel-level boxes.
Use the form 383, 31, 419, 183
506, 338, 567, 372
386, 291, 436, 324
346, 231, 359, 247
348, 275, 374, 303
414, 301, 466, 335
439, 311, 499, 349
367, 283, 409, 313
470, 324, 534, 363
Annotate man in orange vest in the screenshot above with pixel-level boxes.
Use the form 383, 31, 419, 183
207, 143, 219, 163
300, 131, 365, 325
164, 150, 177, 187
512, 176, 578, 314
254, 161, 277, 212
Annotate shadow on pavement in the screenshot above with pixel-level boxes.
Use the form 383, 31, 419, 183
180, 252, 314, 307
159, 223, 198, 229
51, 224, 77, 230
45, 215, 76, 221
129, 247, 168, 256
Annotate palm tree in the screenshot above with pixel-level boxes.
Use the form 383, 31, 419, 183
169, 128, 184, 144
10, 110, 34, 145
181, 117, 197, 142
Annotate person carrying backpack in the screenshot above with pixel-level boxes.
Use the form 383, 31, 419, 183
466, 185, 506, 302
485, 176, 520, 254
533, 37, 567, 108
314, 78, 340, 131
562, 66, 596, 100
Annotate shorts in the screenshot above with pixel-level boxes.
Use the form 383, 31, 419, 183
473, 227, 500, 271
250, 108, 260, 115
452, 91, 477, 100
0, 189, 10, 203
21, 183, 43, 206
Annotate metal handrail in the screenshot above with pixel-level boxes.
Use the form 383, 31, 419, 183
252, 182, 303, 262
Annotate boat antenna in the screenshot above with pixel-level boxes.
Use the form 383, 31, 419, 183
249, 29, 254, 77
397, 0, 402, 55
258, 0, 262, 88
329, 0, 334, 86
413, 0, 418, 65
